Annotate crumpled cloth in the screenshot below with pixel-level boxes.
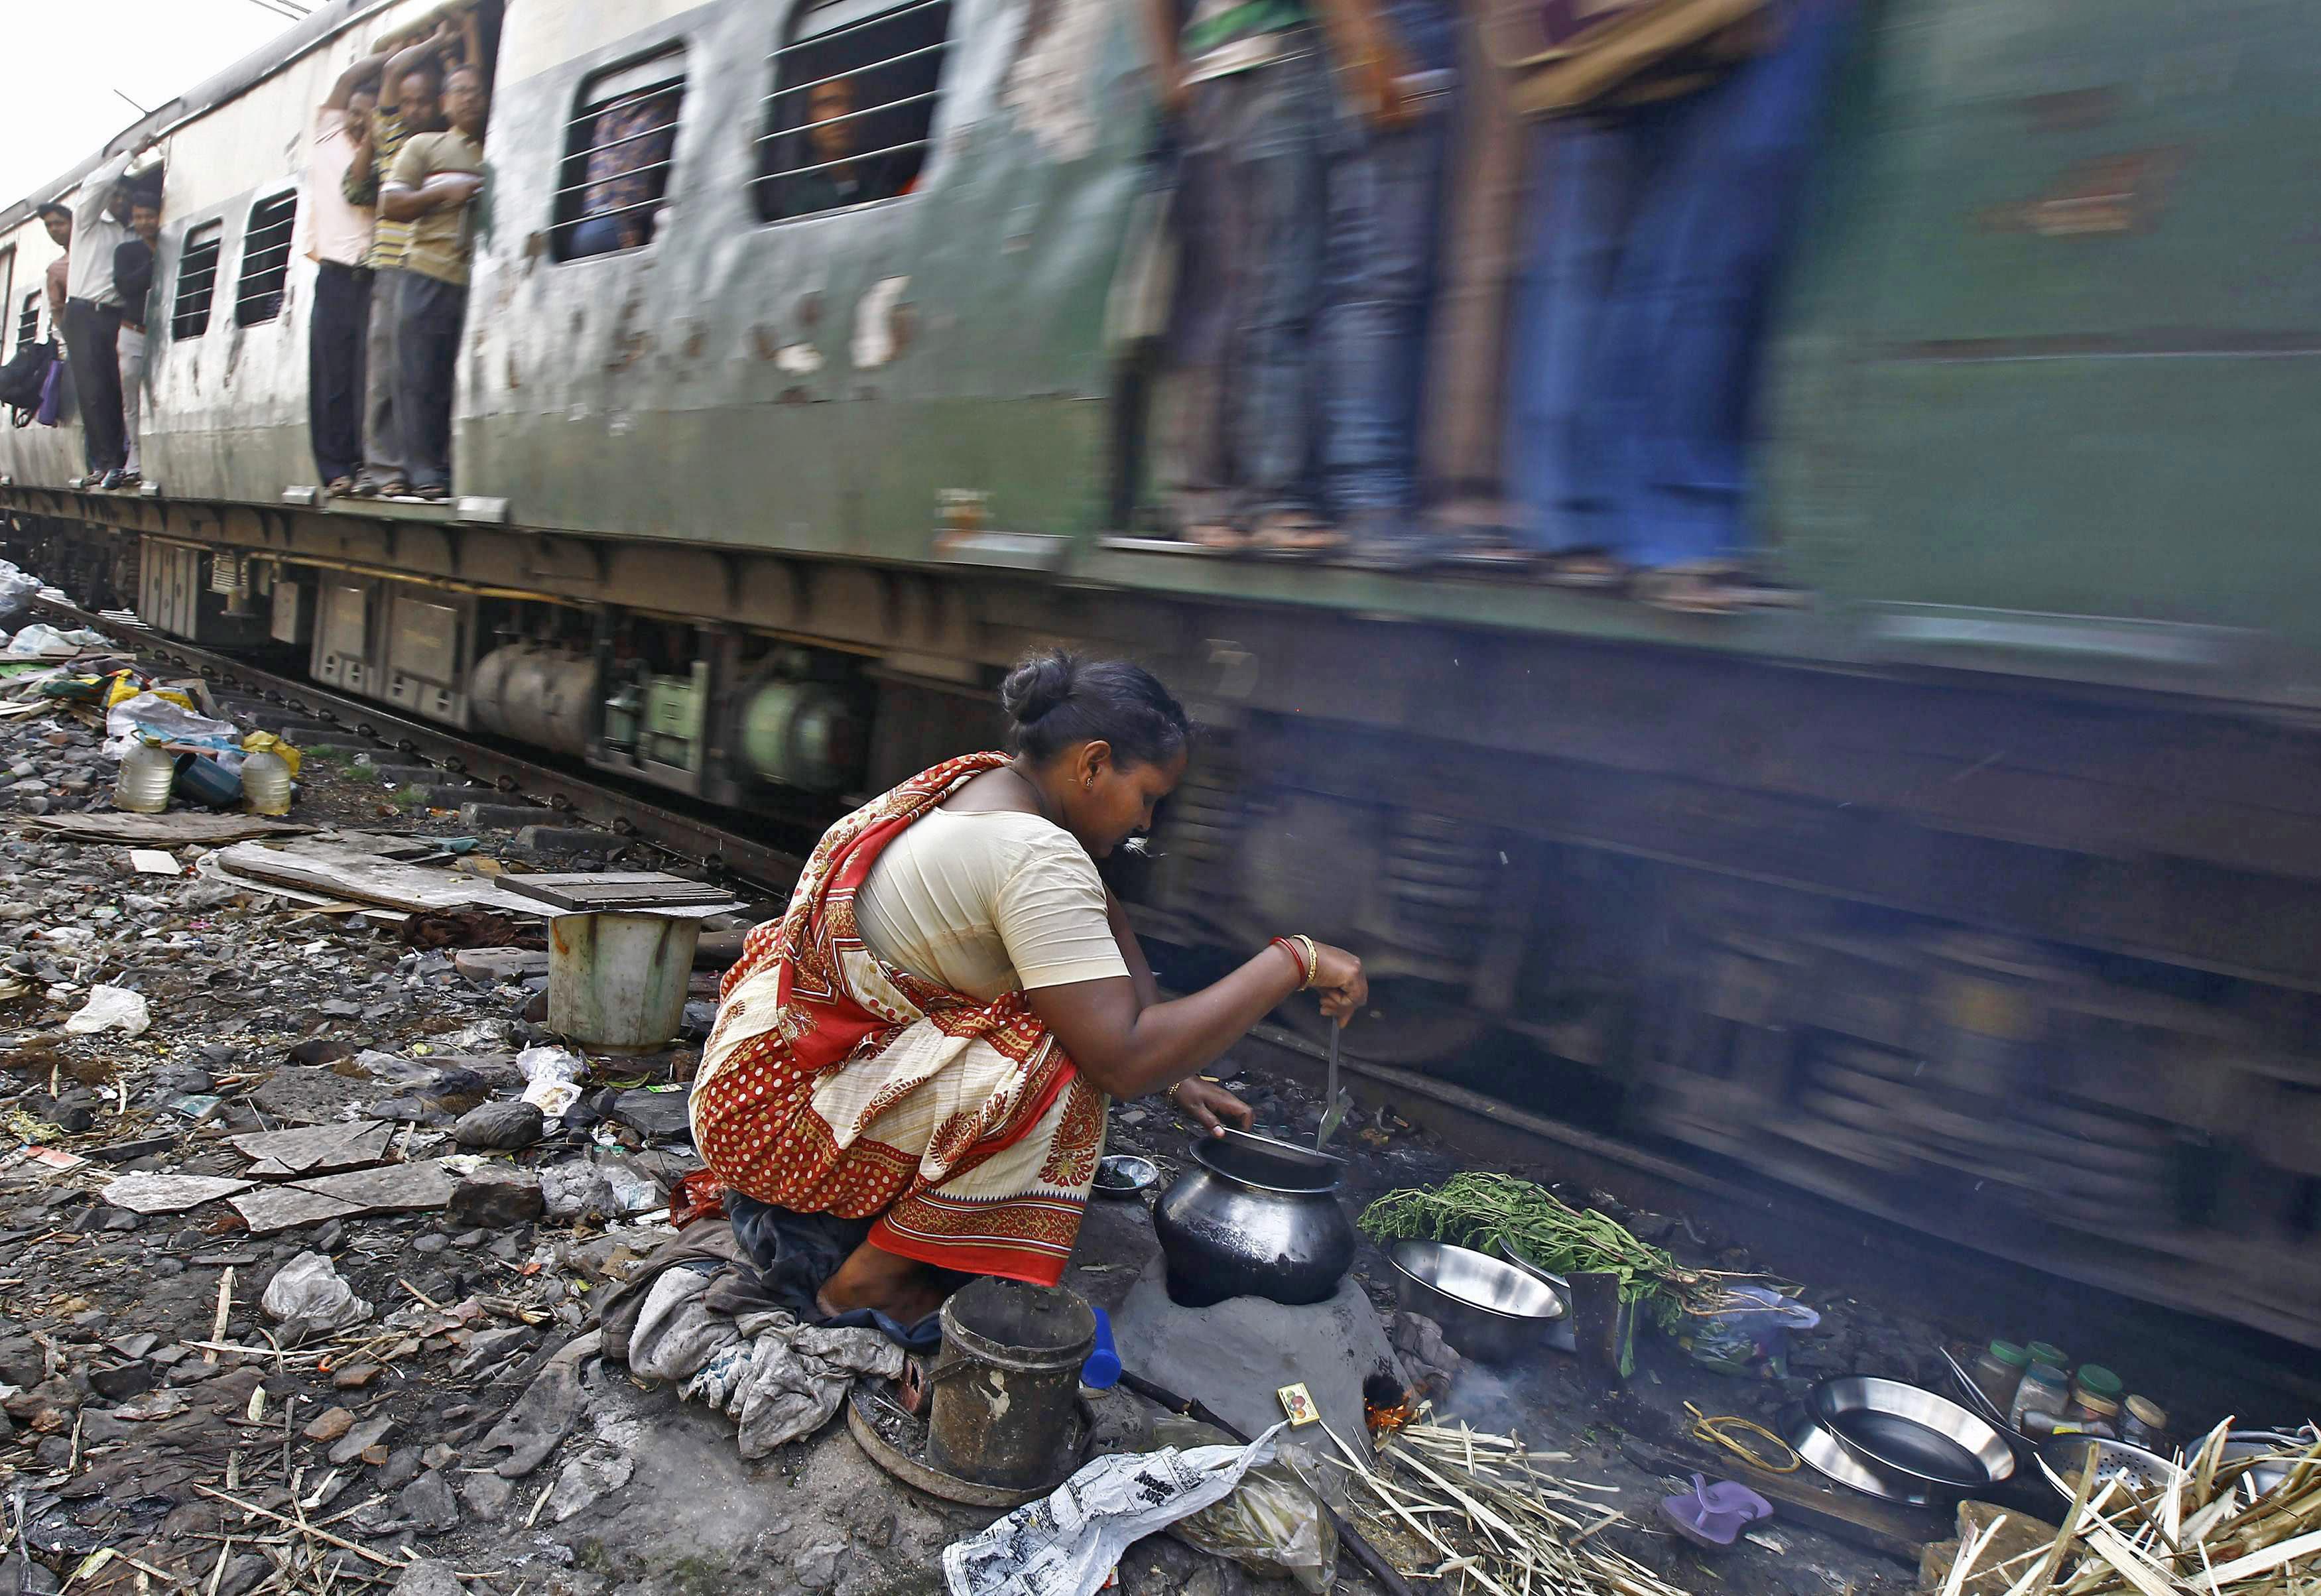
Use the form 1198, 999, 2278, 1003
676, 1311, 903, 1457
622, 1259, 905, 1457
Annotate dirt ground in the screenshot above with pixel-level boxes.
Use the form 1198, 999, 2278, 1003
0, 658, 2301, 1596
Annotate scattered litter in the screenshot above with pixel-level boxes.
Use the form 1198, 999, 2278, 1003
942, 1426, 1287, 1596
63, 984, 152, 1037
261, 1250, 375, 1343
127, 848, 182, 875
518, 1044, 588, 1117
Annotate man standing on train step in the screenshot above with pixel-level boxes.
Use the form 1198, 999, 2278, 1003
344, 19, 460, 498
380, 63, 489, 503
59, 143, 147, 491
303, 44, 395, 496
109, 173, 163, 492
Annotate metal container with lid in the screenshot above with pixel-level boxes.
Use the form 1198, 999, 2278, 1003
1151, 1130, 1354, 1308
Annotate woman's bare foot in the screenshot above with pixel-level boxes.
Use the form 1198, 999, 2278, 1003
816, 1238, 950, 1323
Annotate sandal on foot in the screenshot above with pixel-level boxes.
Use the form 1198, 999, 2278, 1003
1539, 550, 1630, 590
1633, 562, 1757, 615
1251, 511, 1346, 558
325, 476, 356, 497
1183, 521, 1252, 551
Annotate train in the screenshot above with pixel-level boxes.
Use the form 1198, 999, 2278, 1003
5, 0, 2321, 1346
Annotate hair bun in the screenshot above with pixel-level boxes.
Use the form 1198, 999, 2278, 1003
999, 648, 1078, 727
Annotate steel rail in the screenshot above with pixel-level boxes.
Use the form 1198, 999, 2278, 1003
37, 598, 804, 895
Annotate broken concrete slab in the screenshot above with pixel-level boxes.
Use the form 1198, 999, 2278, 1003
1109, 1252, 1393, 1456
229, 1120, 394, 1178
99, 1174, 256, 1215
25, 812, 314, 845
231, 1159, 455, 1234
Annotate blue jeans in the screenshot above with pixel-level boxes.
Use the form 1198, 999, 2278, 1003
1320, 0, 1458, 519
1168, 45, 1330, 525
1502, 0, 1855, 567
1320, 99, 1455, 517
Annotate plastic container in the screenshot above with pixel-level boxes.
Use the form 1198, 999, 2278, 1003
114, 739, 176, 813
2072, 1364, 2124, 1407
545, 911, 702, 1053
2010, 1361, 2072, 1432
2063, 1388, 2120, 1436
239, 747, 293, 814
172, 752, 243, 807
2119, 1396, 2169, 1452
1972, 1340, 2031, 1414
2025, 1341, 2070, 1372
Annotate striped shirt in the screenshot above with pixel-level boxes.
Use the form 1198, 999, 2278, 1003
342, 108, 416, 271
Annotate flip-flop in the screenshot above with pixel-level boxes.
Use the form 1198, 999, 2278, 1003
1633, 562, 1757, 615
1660, 1473, 1773, 1550
1250, 511, 1346, 558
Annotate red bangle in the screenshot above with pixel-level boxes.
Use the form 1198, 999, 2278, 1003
1269, 936, 1315, 989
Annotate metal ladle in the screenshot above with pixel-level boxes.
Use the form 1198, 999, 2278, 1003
1316, 1020, 1346, 1150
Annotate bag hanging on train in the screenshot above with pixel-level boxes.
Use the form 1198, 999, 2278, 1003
1491, 0, 1779, 118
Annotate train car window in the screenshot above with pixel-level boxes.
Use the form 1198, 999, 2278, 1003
553, 48, 686, 262
172, 221, 224, 341
0, 249, 13, 357
235, 192, 299, 327
754, 0, 952, 223
15, 292, 38, 355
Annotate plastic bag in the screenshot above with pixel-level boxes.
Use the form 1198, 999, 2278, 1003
103, 692, 241, 759
261, 1251, 374, 1345
1153, 1416, 1340, 1593
7, 623, 79, 658
517, 1044, 587, 1117
943, 1424, 1286, 1596
64, 985, 151, 1038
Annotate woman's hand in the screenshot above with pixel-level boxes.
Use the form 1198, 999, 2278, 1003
1310, 942, 1367, 1025
1170, 1077, 1254, 1138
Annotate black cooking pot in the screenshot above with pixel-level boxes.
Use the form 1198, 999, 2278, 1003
1151, 1131, 1355, 1308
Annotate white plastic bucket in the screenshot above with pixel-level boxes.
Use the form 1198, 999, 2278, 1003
546, 912, 701, 1053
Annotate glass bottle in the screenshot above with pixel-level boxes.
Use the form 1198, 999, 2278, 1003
2120, 1396, 2169, 1452
1972, 1339, 2030, 1415
2010, 1361, 2072, 1432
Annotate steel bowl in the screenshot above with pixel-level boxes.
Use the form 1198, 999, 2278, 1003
1812, 1377, 2016, 1493
2223, 1430, 2315, 1503
1485, 1239, 1588, 1355
2039, 1436, 2185, 1506
1151, 1133, 1354, 1308
1092, 1154, 1157, 1198
1385, 1241, 1566, 1366
1790, 1410, 1938, 1506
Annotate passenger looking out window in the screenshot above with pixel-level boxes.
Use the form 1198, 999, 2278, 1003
345, 8, 477, 498
110, 174, 163, 491
38, 205, 70, 332
379, 62, 490, 502
304, 42, 393, 496
567, 87, 679, 258
756, 0, 949, 224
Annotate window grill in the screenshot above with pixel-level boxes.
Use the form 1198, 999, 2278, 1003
235, 192, 298, 327
172, 221, 223, 341
553, 48, 686, 261
15, 292, 37, 353
754, 0, 952, 223
0, 249, 13, 356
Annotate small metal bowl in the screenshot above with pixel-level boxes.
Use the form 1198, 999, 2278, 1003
1092, 1154, 1158, 1198
1385, 1241, 1566, 1366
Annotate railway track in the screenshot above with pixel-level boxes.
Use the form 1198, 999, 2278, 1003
32, 599, 2321, 1404
33, 595, 806, 894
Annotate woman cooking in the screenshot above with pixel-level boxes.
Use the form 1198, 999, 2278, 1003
691, 650, 1367, 1325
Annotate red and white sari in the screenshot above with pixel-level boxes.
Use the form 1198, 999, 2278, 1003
689, 753, 1107, 1286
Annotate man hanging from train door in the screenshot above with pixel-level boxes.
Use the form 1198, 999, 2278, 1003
1313, 0, 1460, 569
304, 42, 396, 496
110, 172, 163, 492
58, 142, 149, 491
1500, 0, 1857, 612
345, 13, 470, 498
379, 62, 489, 503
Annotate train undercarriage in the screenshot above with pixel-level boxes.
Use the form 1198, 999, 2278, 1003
8, 494, 2321, 1349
